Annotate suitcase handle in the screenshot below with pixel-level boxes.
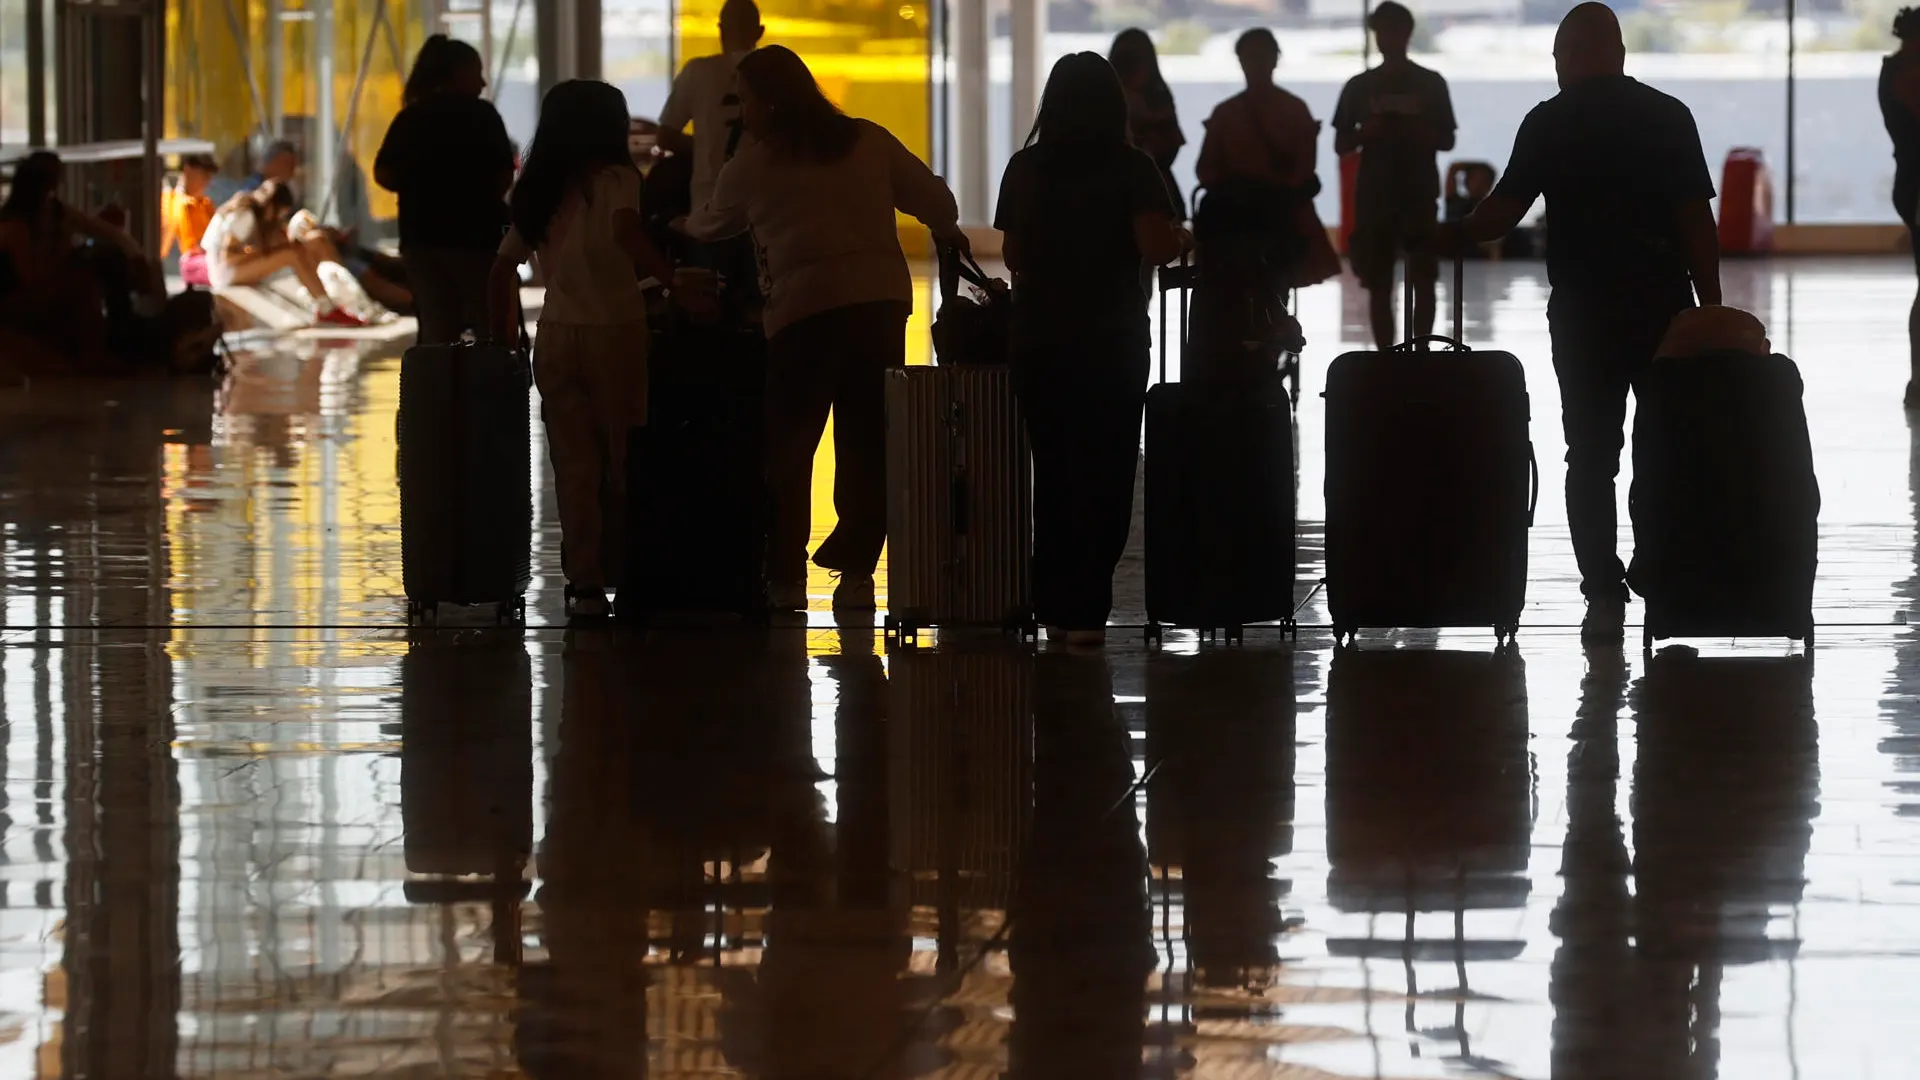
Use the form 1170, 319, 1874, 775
1401, 251, 1468, 346
1392, 334, 1467, 354
1157, 254, 1190, 385
1527, 444, 1540, 524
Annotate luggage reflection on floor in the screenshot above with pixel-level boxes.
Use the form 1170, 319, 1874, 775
1323, 645, 1535, 1071
1006, 649, 1154, 1080
1145, 646, 1297, 991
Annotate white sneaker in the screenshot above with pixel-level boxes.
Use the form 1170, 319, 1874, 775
768, 580, 808, 611
831, 572, 876, 611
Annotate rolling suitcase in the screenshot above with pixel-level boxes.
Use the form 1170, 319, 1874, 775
1144, 260, 1297, 643
398, 340, 533, 626
1323, 257, 1537, 646
624, 319, 770, 618
1628, 350, 1818, 650
883, 364, 1033, 644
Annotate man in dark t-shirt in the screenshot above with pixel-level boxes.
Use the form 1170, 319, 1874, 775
1445, 1, 1721, 644
1332, 2, 1457, 348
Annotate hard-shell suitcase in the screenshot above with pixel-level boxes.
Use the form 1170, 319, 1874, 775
398, 340, 533, 625
883, 364, 1033, 644
1144, 260, 1298, 643
1323, 258, 1537, 646
624, 321, 769, 618
1628, 350, 1818, 650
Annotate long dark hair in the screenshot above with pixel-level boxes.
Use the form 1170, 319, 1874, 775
0, 151, 61, 225
1109, 28, 1174, 110
1898, 6, 1920, 41
736, 45, 861, 164
509, 79, 635, 248
403, 34, 483, 105
1024, 52, 1130, 148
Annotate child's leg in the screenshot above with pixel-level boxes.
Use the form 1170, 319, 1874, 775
578, 321, 649, 591
534, 322, 612, 591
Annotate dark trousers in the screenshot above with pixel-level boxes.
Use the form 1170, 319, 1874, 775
1549, 291, 1691, 599
765, 300, 909, 584
404, 247, 496, 346
1014, 329, 1151, 629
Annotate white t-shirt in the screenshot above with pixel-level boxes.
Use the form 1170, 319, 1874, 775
499, 166, 648, 326
658, 51, 748, 210
201, 203, 257, 260
684, 119, 959, 336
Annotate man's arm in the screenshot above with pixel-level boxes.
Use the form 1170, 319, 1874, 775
654, 63, 698, 156
1677, 198, 1722, 306
1668, 104, 1721, 306
1452, 108, 1545, 244
1428, 74, 1458, 154
1331, 80, 1362, 157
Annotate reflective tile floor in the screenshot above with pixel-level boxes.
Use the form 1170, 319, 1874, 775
3, 259, 1920, 1078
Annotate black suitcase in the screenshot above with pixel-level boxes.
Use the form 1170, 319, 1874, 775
1323, 258, 1536, 646
623, 320, 769, 618
1628, 350, 1818, 650
1144, 261, 1298, 643
398, 340, 533, 625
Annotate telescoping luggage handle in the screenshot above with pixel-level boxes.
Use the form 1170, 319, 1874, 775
1393, 251, 1469, 353
1156, 254, 1196, 384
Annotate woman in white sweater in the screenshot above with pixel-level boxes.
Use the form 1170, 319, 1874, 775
684, 45, 965, 613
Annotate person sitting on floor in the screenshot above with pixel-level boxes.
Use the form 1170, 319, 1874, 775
0, 151, 164, 374
201, 181, 367, 327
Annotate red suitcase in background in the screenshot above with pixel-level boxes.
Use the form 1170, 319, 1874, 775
1322, 257, 1538, 646
1718, 148, 1776, 255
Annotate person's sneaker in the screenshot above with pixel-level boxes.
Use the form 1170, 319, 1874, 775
830, 572, 876, 611
568, 587, 611, 620
1581, 594, 1627, 645
315, 306, 367, 329
768, 580, 808, 612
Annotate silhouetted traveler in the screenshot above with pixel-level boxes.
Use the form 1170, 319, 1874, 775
657, 0, 765, 291
490, 80, 687, 620
1194, 29, 1342, 290
995, 52, 1184, 646
683, 45, 964, 613
1109, 29, 1187, 219
1445, 1, 1721, 643
1882, 7, 1920, 407
375, 35, 516, 344
1333, 2, 1457, 348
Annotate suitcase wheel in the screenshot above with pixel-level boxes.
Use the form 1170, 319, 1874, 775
1494, 623, 1519, 649
407, 600, 437, 628
494, 598, 526, 627
1145, 622, 1164, 647
1333, 626, 1353, 648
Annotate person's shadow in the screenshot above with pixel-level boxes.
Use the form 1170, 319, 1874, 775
1323, 645, 1535, 1074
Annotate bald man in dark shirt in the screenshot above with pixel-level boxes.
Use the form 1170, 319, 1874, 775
1443, 1, 1721, 644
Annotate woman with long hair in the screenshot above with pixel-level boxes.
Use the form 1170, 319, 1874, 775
375, 33, 516, 343
994, 52, 1185, 646
1109, 28, 1187, 217
683, 45, 965, 614
489, 79, 686, 620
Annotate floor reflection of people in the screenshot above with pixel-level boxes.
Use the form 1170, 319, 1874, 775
1882, 413, 1920, 815
1145, 646, 1295, 989
1007, 647, 1153, 1080
1624, 651, 1817, 1078
1324, 647, 1533, 1071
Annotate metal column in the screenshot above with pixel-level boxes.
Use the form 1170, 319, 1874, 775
313, 0, 336, 224
954, 0, 988, 225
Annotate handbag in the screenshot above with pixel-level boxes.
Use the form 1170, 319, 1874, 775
931, 245, 1010, 366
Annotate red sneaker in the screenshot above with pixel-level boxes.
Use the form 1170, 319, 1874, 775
314, 307, 366, 329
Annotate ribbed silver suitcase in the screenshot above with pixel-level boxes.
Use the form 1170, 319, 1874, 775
887, 644, 1033, 913
883, 365, 1033, 644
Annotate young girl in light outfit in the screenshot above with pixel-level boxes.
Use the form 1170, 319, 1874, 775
490, 79, 689, 620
